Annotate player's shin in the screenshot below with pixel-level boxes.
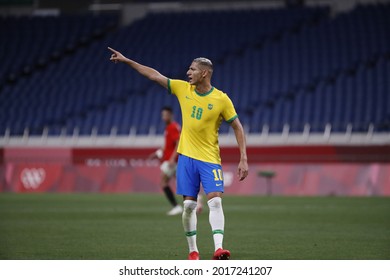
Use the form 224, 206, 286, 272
208, 197, 225, 251
182, 200, 198, 253
163, 186, 178, 206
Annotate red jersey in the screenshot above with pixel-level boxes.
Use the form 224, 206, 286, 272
163, 121, 181, 162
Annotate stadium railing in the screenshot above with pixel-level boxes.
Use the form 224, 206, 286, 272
1, 122, 389, 147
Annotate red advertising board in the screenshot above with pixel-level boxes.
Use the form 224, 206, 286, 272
9, 163, 63, 193
1, 146, 390, 196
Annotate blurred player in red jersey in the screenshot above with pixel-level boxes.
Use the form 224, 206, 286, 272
150, 107, 183, 215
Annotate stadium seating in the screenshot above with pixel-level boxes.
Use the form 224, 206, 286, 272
1, 3, 389, 136
0, 13, 118, 135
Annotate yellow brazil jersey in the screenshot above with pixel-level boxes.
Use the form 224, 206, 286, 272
168, 79, 238, 164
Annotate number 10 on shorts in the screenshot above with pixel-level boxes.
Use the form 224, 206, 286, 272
212, 169, 223, 181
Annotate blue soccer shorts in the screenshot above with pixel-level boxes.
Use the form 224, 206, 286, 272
176, 154, 224, 197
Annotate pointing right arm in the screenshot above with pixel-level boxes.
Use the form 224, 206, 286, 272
108, 47, 168, 89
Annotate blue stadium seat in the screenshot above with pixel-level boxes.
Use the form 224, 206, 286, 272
1, 5, 389, 136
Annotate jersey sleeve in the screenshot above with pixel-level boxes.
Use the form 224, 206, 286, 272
167, 79, 188, 97
221, 94, 238, 123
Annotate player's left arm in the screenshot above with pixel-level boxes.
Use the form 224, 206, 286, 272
230, 118, 249, 181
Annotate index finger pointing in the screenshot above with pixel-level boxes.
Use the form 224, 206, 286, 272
107, 47, 117, 53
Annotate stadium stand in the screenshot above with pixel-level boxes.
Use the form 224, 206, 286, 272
0, 3, 389, 136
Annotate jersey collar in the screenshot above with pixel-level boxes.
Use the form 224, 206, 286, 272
195, 86, 214, 97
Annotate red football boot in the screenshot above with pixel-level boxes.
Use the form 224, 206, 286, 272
188, 251, 200, 260
212, 248, 231, 260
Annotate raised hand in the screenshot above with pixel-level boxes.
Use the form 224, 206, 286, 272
108, 47, 127, 63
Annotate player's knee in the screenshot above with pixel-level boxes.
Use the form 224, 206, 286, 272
183, 200, 197, 213
207, 197, 222, 210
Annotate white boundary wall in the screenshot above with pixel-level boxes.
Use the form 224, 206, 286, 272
1, 132, 389, 147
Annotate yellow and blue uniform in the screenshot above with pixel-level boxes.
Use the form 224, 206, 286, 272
168, 79, 237, 164
168, 79, 238, 197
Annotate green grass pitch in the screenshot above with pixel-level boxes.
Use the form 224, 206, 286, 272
0, 194, 389, 260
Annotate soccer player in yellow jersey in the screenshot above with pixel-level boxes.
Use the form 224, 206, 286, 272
108, 47, 249, 260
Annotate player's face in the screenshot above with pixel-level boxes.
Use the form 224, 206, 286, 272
187, 62, 206, 85
161, 110, 172, 124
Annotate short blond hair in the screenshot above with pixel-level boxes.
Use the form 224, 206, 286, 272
193, 57, 213, 73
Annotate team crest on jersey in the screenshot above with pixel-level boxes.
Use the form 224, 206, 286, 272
208, 104, 213, 110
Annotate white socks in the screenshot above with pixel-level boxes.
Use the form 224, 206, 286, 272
182, 200, 198, 253
208, 197, 225, 251
182, 197, 225, 253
